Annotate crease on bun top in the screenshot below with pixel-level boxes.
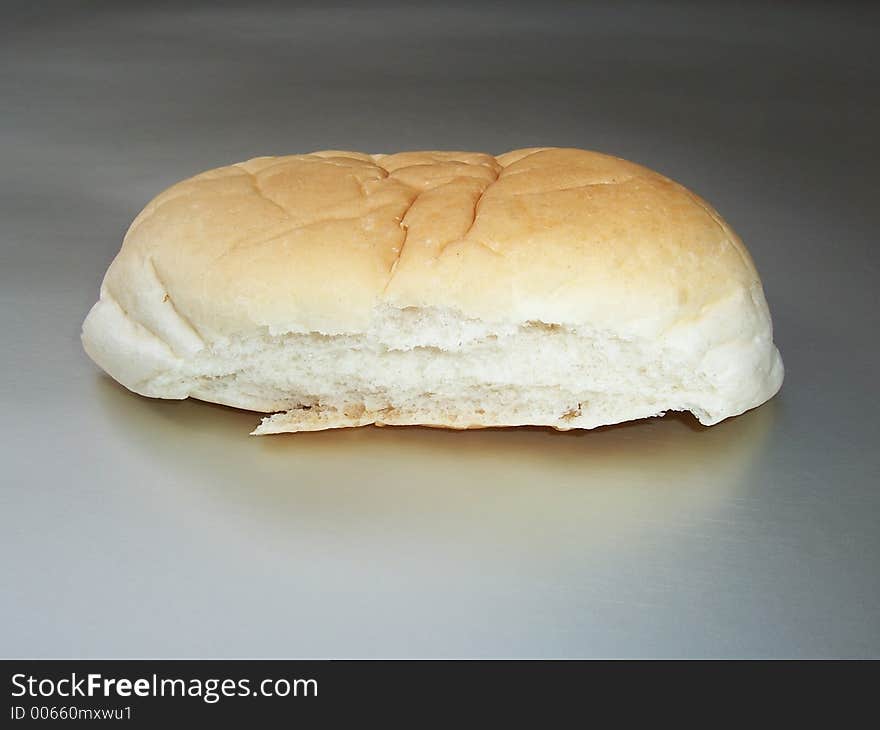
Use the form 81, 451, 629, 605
81, 147, 783, 431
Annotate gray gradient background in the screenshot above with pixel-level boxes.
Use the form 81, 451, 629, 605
1, 1, 878, 658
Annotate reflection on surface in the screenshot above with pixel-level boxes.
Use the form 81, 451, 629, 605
95, 375, 776, 553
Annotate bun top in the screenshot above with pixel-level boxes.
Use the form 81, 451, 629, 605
99, 147, 770, 342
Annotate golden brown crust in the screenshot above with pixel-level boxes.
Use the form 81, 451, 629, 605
104, 148, 761, 339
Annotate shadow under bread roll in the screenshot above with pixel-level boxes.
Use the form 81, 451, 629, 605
93, 372, 777, 550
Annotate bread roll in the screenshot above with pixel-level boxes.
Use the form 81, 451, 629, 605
81, 147, 783, 434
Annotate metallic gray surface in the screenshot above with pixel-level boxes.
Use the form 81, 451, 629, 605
1, 2, 878, 658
